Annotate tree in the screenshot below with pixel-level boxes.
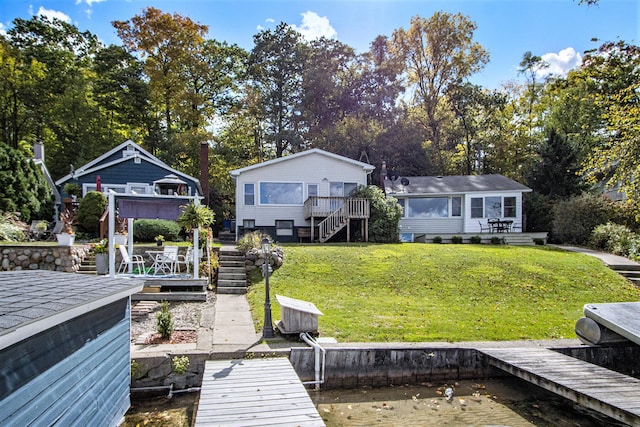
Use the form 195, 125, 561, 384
0, 142, 53, 222
353, 185, 402, 243
390, 12, 489, 174
248, 23, 308, 158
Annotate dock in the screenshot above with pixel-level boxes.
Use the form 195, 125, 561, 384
480, 347, 640, 426
195, 358, 325, 426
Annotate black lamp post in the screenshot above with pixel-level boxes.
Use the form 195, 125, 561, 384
261, 237, 275, 338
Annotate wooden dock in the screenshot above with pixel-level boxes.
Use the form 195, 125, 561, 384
480, 347, 640, 426
195, 358, 325, 426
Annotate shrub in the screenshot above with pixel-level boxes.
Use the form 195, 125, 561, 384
237, 230, 274, 254
353, 185, 402, 243
171, 356, 190, 374
552, 194, 616, 245
432, 236, 442, 244
533, 238, 546, 246
490, 236, 503, 245
451, 235, 463, 244
469, 236, 482, 244
77, 191, 107, 235
0, 211, 27, 241
156, 301, 174, 339
524, 192, 555, 233
590, 222, 634, 256
133, 219, 180, 242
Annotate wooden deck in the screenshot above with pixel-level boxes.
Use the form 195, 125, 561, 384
480, 347, 640, 426
195, 358, 325, 427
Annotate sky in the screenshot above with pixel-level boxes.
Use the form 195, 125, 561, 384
0, 0, 638, 89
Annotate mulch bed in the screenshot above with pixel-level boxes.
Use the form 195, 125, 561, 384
143, 330, 197, 345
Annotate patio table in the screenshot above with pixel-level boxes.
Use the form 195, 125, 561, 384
488, 219, 513, 233
146, 250, 174, 275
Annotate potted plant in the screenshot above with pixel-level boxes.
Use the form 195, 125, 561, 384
178, 202, 215, 258
93, 239, 109, 275
154, 235, 165, 247
56, 209, 76, 246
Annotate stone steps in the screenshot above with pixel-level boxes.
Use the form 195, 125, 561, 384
78, 252, 97, 275
217, 248, 247, 294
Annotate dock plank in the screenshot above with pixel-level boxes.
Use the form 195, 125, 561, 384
195, 358, 325, 427
481, 347, 640, 426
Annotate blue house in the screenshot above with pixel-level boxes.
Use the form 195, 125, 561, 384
0, 270, 143, 426
55, 140, 203, 199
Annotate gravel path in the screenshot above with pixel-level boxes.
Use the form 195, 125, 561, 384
131, 292, 216, 343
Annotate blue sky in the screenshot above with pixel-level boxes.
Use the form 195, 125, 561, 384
0, 0, 638, 89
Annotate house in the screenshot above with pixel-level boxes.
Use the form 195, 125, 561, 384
230, 149, 374, 243
0, 271, 143, 426
55, 140, 203, 200
383, 174, 533, 242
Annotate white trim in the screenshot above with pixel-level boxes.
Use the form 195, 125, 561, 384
230, 148, 374, 177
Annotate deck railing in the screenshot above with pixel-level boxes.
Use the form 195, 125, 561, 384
304, 197, 370, 219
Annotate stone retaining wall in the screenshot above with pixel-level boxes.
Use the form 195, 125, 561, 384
0, 245, 90, 273
243, 247, 285, 274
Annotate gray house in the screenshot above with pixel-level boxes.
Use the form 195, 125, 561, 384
0, 271, 143, 426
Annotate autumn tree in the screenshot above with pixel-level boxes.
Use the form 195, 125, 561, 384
390, 12, 489, 174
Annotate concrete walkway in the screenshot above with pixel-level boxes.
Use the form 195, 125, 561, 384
209, 294, 261, 352
554, 245, 640, 269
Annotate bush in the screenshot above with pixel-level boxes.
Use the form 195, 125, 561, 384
133, 219, 180, 242
156, 301, 174, 339
590, 222, 634, 256
0, 212, 27, 241
353, 185, 402, 243
432, 236, 442, 244
237, 230, 273, 254
451, 235, 463, 244
77, 191, 107, 235
524, 192, 555, 233
533, 238, 546, 246
469, 236, 482, 244
552, 194, 616, 245
490, 236, 503, 245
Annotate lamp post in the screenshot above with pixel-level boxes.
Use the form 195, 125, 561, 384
261, 237, 275, 338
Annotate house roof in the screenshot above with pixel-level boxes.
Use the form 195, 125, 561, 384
384, 174, 532, 195
55, 140, 203, 195
230, 148, 375, 177
32, 159, 61, 204
0, 271, 143, 351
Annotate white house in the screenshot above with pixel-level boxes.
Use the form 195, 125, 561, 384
230, 149, 374, 243
384, 174, 533, 242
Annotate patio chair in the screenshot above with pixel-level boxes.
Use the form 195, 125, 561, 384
28, 220, 49, 240
117, 245, 146, 275
478, 220, 491, 233
162, 245, 180, 274
46, 222, 63, 240
174, 246, 192, 275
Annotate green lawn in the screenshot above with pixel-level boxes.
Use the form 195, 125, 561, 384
247, 244, 640, 342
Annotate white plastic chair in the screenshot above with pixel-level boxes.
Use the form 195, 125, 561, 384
162, 245, 180, 274
174, 246, 192, 275
117, 245, 146, 275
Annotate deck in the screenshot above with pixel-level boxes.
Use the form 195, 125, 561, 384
480, 347, 640, 426
195, 358, 325, 426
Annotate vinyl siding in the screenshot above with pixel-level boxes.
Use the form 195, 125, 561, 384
0, 299, 131, 427
235, 152, 369, 230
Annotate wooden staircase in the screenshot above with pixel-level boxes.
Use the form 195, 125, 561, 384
217, 248, 247, 294
317, 205, 348, 243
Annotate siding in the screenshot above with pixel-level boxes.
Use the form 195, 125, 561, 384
400, 217, 464, 235
0, 299, 131, 427
235, 152, 370, 230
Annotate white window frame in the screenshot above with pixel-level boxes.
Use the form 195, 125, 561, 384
276, 220, 294, 236
244, 183, 255, 206
259, 182, 304, 206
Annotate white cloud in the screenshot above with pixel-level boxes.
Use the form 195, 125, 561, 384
35, 7, 72, 23
266, 18, 275, 24
291, 11, 337, 41
75, 0, 106, 6
0, 23, 6, 37
536, 47, 582, 78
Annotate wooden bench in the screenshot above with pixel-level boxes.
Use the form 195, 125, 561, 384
297, 227, 311, 242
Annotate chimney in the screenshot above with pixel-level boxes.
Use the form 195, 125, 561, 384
200, 141, 210, 206
34, 140, 44, 161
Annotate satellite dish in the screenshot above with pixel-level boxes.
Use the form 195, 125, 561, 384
400, 177, 410, 186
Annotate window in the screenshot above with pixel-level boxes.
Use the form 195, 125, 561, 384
260, 182, 303, 205
307, 184, 318, 206
471, 198, 483, 218
504, 197, 516, 218
244, 183, 254, 205
243, 219, 255, 229
397, 198, 406, 217
329, 182, 358, 197
485, 197, 502, 218
276, 220, 294, 236
451, 197, 462, 217
407, 197, 448, 218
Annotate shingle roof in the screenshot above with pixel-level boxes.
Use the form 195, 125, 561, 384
384, 174, 531, 195
0, 271, 143, 350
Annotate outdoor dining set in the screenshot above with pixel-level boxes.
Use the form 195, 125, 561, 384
479, 218, 519, 234
117, 244, 192, 276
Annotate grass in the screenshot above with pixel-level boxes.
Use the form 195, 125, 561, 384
247, 243, 640, 342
